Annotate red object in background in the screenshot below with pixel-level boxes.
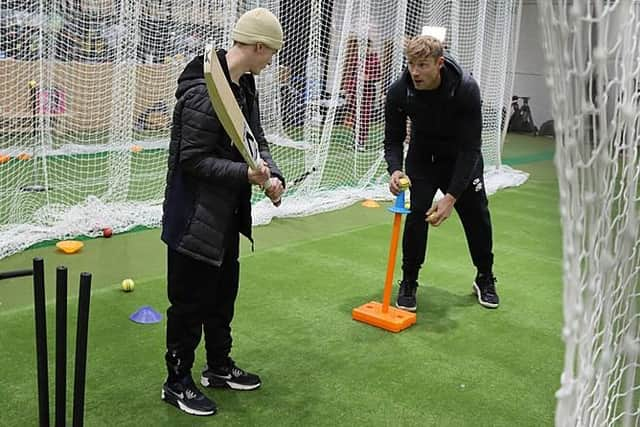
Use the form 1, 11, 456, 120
340, 39, 381, 145
36, 87, 66, 114
102, 227, 112, 238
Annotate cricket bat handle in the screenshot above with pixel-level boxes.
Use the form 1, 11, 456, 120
262, 178, 281, 207
255, 160, 281, 207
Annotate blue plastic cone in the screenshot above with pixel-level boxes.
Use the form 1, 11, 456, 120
129, 306, 162, 324
388, 191, 411, 214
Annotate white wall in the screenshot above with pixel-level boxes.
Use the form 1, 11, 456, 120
512, 1, 552, 127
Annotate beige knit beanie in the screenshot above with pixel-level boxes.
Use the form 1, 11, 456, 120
232, 8, 284, 51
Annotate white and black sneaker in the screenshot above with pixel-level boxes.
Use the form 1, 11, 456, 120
396, 280, 418, 312
473, 273, 499, 309
162, 376, 217, 416
201, 361, 261, 391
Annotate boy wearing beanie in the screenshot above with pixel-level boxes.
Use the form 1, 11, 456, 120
160, 8, 285, 416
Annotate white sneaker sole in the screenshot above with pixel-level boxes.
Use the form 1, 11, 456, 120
200, 375, 261, 391
161, 389, 216, 416
395, 303, 417, 312
472, 282, 499, 309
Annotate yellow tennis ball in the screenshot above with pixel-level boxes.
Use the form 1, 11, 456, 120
398, 177, 410, 190
121, 278, 135, 292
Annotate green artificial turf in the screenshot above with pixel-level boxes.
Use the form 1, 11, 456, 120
0, 134, 563, 426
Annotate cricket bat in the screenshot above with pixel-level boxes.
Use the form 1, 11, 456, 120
203, 44, 280, 204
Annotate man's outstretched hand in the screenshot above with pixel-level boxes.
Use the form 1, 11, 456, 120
426, 193, 456, 227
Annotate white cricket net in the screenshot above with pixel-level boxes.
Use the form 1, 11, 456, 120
0, 0, 525, 259
537, 1, 640, 426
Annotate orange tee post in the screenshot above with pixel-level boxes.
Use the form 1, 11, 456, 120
352, 188, 416, 332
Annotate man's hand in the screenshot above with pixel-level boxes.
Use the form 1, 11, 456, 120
248, 163, 270, 186
389, 170, 410, 196
426, 193, 456, 227
263, 177, 284, 204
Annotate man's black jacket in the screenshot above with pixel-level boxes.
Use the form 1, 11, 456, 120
161, 49, 284, 267
384, 54, 483, 199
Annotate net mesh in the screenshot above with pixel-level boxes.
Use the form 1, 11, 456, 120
537, 1, 640, 426
0, 0, 525, 259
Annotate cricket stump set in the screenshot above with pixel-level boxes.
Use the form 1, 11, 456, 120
0, 258, 92, 427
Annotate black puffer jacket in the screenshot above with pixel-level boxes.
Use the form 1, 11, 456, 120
383, 54, 483, 199
161, 49, 284, 267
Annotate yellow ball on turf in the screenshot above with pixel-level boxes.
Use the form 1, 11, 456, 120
121, 278, 135, 292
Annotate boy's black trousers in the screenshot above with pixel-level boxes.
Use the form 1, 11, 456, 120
165, 230, 240, 380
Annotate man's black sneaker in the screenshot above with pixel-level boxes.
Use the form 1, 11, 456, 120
473, 273, 499, 309
396, 280, 418, 312
201, 360, 261, 391
162, 376, 217, 416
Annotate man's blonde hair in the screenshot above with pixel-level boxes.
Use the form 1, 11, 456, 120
404, 36, 443, 61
